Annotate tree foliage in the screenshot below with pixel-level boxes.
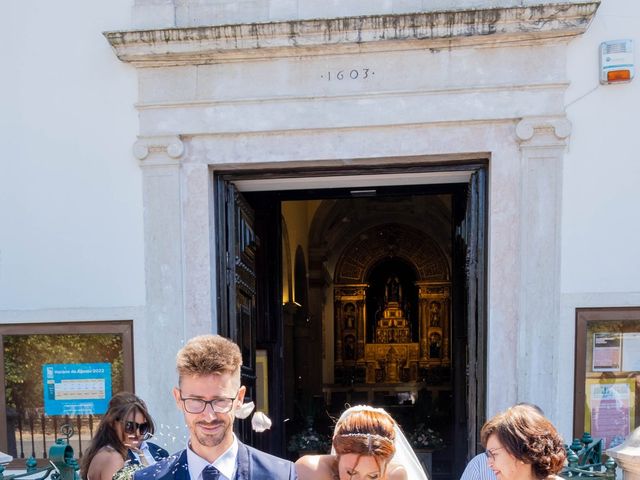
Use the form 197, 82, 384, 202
3, 334, 124, 415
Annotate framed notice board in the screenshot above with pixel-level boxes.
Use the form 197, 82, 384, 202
575, 307, 640, 448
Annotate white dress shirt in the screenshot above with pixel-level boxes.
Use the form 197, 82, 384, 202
186, 435, 239, 480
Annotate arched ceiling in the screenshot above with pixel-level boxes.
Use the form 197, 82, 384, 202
308, 195, 452, 269
334, 223, 450, 283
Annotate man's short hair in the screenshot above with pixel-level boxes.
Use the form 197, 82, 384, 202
176, 335, 243, 382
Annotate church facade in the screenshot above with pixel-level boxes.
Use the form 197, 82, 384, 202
2, 0, 640, 477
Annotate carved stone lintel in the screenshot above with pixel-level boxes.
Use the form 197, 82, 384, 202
133, 135, 185, 163
516, 117, 572, 147
105, 3, 600, 67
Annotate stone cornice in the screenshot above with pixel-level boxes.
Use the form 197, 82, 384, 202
104, 2, 599, 66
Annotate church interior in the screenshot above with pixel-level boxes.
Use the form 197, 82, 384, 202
278, 191, 464, 477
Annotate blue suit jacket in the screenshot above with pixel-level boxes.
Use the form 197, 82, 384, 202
133, 443, 296, 480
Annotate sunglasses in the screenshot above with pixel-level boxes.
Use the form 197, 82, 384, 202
124, 420, 149, 436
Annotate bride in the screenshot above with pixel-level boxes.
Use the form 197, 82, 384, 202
295, 405, 428, 480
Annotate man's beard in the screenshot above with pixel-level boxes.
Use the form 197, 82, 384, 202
195, 419, 230, 447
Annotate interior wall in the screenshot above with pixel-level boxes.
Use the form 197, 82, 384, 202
281, 200, 321, 304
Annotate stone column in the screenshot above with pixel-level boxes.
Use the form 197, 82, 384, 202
181, 160, 214, 338
133, 135, 187, 430
515, 116, 571, 412
608, 427, 640, 480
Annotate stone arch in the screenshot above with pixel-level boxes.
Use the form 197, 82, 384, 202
334, 223, 450, 284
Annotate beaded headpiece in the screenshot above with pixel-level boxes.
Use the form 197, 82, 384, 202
335, 432, 394, 453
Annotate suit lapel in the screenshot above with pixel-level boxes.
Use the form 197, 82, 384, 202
172, 450, 190, 480
235, 442, 250, 480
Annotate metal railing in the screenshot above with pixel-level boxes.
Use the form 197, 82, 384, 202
560, 432, 617, 479
1, 426, 79, 480
7, 410, 100, 460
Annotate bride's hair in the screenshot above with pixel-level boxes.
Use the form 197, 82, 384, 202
332, 408, 396, 474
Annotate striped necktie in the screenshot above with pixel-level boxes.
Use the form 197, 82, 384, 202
202, 465, 221, 480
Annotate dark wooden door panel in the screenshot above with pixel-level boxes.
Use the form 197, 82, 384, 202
216, 180, 258, 445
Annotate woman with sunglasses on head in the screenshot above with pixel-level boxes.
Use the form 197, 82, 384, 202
295, 405, 427, 480
107, 392, 169, 467
81, 392, 167, 480
480, 404, 566, 480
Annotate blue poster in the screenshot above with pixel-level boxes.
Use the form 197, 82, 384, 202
42, 363, 112, 415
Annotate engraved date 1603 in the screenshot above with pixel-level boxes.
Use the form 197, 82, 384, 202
321, 68, 374, 81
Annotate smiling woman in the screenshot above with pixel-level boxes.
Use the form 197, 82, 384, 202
480, 405, 566, 480
81, 392, 166, 480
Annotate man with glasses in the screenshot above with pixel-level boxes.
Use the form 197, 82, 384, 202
134, 334, 296, 480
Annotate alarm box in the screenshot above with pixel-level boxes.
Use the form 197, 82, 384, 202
600, 39, 634, 84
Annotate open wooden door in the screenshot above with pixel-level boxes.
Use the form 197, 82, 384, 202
457, 168, 487, 464
453, 167, 487, 478
216, 179, 258, 445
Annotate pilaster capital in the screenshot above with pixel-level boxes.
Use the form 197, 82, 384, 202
133, 135, 185, 165
516, 116, 572, 149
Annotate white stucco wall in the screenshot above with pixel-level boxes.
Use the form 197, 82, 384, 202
0, 1, 141, 311
131, 0, 599, 29
563, 0, 640, 294
0, 0, 169, 438
555, 0, 640, 438
0, 0, 188, 451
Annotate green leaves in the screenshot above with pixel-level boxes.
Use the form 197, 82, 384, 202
3, 334, 124, 413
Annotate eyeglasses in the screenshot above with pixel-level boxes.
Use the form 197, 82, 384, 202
178, 390, 239, 414
485, 447, 505, 462
124, 421, 149, 436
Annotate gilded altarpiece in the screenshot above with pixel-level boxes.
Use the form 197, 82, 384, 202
333, 224, 451, 386
334, 285, 367, 369
418, 282, 451, 368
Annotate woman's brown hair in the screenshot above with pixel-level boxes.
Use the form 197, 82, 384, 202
480, 404, 566, 479
332, 409, 396, 475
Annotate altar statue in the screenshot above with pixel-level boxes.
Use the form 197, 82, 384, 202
385, 275, 402, 303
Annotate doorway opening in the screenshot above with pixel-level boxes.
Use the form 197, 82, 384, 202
215, 163, 487, 480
